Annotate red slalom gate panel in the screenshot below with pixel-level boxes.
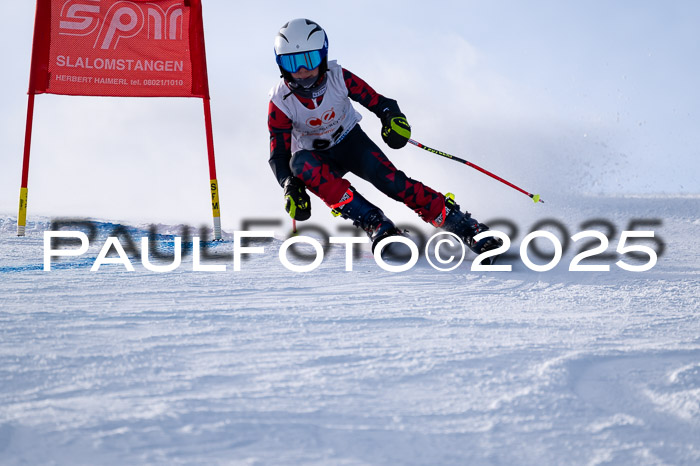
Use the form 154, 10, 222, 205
29, 0, 209, 98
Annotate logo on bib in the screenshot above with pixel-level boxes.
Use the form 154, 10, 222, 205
306, 108, 336, 127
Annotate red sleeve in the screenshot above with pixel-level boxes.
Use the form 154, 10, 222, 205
342, 68, 400, 117
268, 101, 294, 186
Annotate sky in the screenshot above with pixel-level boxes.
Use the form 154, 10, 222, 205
1, 0, 698, 231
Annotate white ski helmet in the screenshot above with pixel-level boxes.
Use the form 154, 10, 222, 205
274, 19, 329, 82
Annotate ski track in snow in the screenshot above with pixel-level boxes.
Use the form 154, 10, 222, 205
0, 195, 698, 465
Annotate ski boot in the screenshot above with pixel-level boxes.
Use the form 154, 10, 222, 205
440, 193, 502, 255
331, 187, 406, 254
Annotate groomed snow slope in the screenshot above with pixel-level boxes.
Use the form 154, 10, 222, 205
0, 194, 698, 465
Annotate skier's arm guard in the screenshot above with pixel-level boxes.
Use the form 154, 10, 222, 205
268, 101, 294, 186
269, 150, 293, 187
342, 68, 401, 119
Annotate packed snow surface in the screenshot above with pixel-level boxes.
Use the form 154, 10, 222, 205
0, 195, 698, 465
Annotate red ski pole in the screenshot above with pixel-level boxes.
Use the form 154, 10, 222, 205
407, 139, 544, 204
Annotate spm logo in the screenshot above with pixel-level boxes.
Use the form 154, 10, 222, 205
59, 0, 184, 50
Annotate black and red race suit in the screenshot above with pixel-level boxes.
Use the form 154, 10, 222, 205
268, 65, 445, 225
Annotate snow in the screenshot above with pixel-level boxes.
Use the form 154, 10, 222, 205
0, 195, 698, 465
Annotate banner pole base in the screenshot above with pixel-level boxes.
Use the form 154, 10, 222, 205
213, 216, 222, 241
17, 187, 28, 237
209, 179, 221, 241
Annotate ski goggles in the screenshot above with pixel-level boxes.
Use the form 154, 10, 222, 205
277, 50, 324, 74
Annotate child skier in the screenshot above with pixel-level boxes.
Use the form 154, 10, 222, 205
268, 18, 501, 254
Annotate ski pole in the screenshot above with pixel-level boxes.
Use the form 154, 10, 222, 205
407, 139, 544, 204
